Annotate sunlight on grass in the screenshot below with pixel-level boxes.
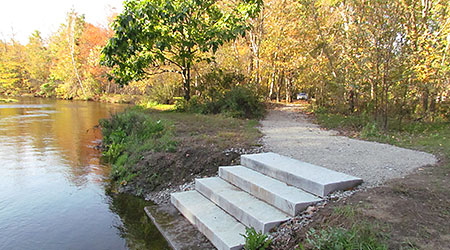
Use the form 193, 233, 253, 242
0, 98, 18, 103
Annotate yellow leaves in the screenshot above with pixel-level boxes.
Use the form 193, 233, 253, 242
316, 0, 342, 8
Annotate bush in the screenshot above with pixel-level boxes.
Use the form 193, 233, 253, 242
175, 95, 210, 114
361, 122, 381, 138
176, 86, 265, 119
241, 227, 272, 250
220, 86, 265, 119
147, 79, 178, 104
195, 68, 245, 102
39, 77, 58, 97
174, 68, 264, 119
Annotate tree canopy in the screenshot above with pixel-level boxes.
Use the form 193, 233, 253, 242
1, 0, 449, 125
101, 0, 261, 100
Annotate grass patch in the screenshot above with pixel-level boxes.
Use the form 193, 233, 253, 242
0, 98, 18, 103
312, 108, 450, 249
313, 108, 450, 158
242, 227, 271, 250
297, 204, 388, 250
137, 99, 176, 111
364, 121, 450, 158
333, 205, 357, 218
314, 108, 370, 131
100, 105, 262, 195
100, 107, 176, 184
302, 224, 388, 250
147, 111, 262, 150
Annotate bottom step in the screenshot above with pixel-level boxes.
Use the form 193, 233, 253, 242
171, 191, 246, 250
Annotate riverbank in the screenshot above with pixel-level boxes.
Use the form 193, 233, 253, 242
100, 107, 263, 200
101, 103, 449, 249
0, 97, 171, 249
1, 92, 145, 105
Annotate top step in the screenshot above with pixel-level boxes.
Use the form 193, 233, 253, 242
241, 152, 362, 197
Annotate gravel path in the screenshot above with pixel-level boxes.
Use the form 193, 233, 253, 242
260, 105, 437, 187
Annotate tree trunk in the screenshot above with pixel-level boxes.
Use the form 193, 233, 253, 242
67, 15, 86, 98
285, 77, 292, 103
422, 88, 429, 114
269, 69, 276, 99
181, 48, 192, 101
349, 89, 355, 113
182, 67, 191, 101
276, 71, 284, 102
248, 7, 264, 86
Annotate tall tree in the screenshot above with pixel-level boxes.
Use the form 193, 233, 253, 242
101, 0, 262, 100
48, 10, 86, 99
78, 23, 113, 94
0, 39, 28, 95
25, 31, 50, 90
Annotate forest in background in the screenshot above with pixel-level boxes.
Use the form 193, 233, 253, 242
1, 0, 449, 129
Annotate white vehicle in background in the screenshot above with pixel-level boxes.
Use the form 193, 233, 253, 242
296, 93, 308, 100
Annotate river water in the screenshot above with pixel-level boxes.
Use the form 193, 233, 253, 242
0, 97, 168, 250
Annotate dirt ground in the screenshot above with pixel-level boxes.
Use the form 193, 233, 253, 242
117, 111, 262, 198
270, 160, 450, 249
116, 106, 449, 249
120, 145, 241, 196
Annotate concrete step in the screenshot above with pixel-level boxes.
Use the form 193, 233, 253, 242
196, 177, 291, 234
171, 190, 246, 250
241, 152, 363, 197
219, 166, 322, 216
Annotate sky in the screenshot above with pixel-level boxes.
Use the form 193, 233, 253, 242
0, 0, 124, 44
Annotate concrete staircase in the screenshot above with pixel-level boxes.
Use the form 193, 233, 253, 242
171, 152, 362, 250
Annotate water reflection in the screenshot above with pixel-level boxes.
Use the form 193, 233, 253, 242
109, 193, 170, 249
0, 97, 169, 250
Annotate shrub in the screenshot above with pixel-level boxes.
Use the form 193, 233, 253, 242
194, 68, 245, 102
361, 122, 381, 138
220, 86, 265, 119
174, 68, 264, 119
176, 86, 265, 119
39, 78, 58, 97
147, 79, 178, 104
241, 227, 272, 250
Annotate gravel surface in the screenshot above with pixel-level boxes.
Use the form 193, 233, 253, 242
261, 105, 437, 188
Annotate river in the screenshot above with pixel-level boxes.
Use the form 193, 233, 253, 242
0, 97, 169, 250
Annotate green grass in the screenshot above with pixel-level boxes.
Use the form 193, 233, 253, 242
362, 121, 450, 159
312, 108, 450, 249
143, 110, 262, 150
313, 108, 450, 159
333, 205, 357, 218
137, 99, 176, 111
0, 98, 18, 103
100, 107, 177, 184
302, 224, 388, 250
315, 112, 370, 131
298, 204, 388, 250
100, 105, 262, 186
241, 227, 271, 250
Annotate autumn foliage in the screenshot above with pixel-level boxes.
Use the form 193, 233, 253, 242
0, 0, 449, 126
